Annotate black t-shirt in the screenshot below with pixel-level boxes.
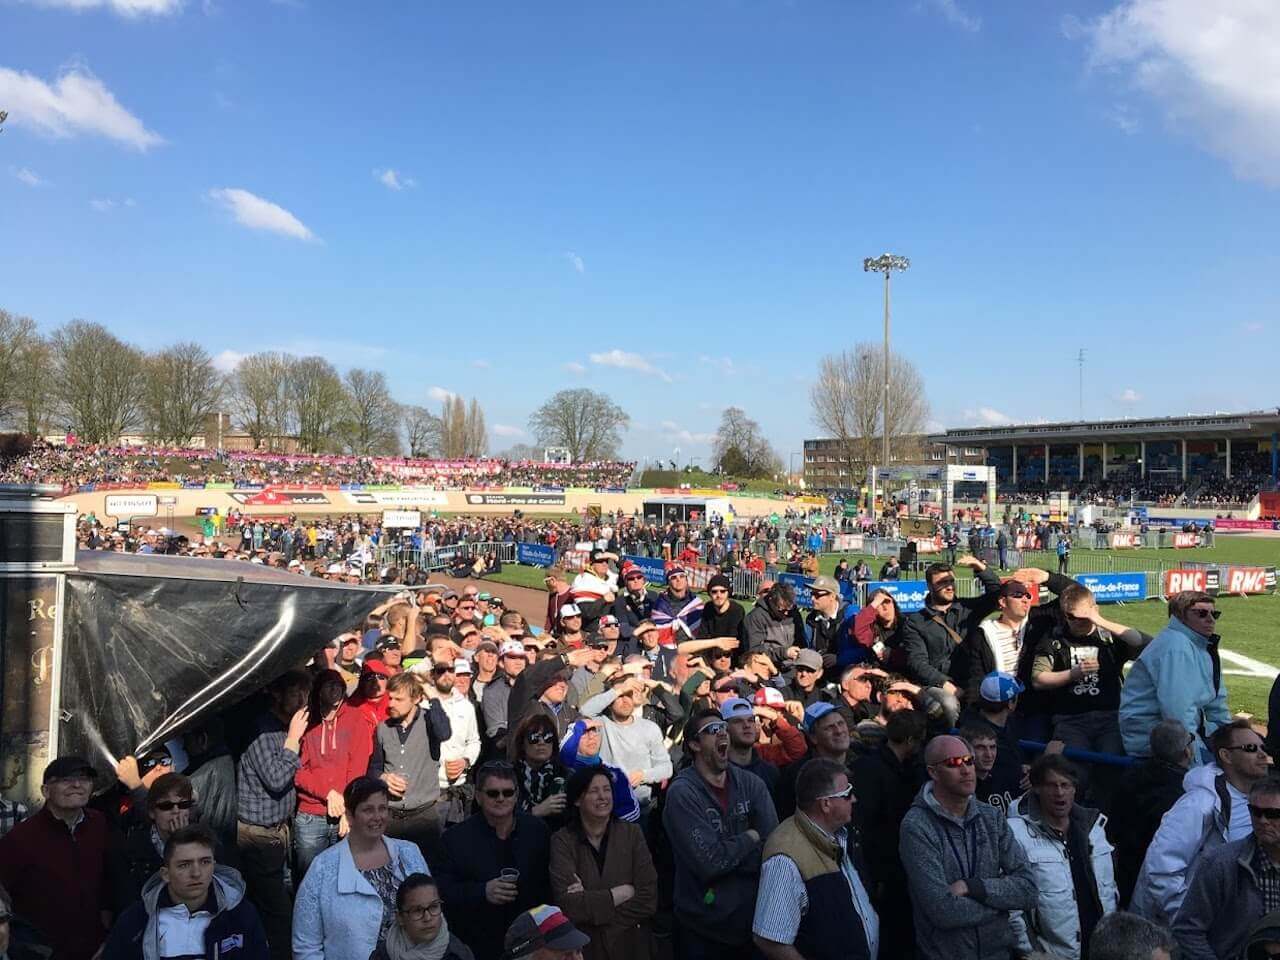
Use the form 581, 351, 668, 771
1033, 628, 1128, 715
698, 600, 746, 644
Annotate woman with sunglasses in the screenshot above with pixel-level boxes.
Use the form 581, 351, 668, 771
850, 588, 905, 670
293, 777, 429, 960
549, 767, 657, 960
367, 873, 474, 960
509, 714, 570, 826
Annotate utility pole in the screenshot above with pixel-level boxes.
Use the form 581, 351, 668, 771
863, 253, 910, 512
1077, 348, 1086, 420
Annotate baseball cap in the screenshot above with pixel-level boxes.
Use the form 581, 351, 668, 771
325, 563, 344, 574
622, 565, 646, 580
665, 566, 686, 581
753, 686, 786, 707
810, 575, 841, 596
719, 697, 754, 721
453, 658, 473, 675
590, 549, 611, 563
707, 573, 732, 592
476, 639, 499, 654
375, 635, 401, 651
43, 756, 96, 783
794, 649, 824, 672
500, 640, 526, 657
599, 614, 619, 628
504, 905, 589, 959
559, 604, 582, 619
361, 659, 392, 678
803, 701, 839, 731
1000, 579, 1032, 599
979, 671, 1025, 703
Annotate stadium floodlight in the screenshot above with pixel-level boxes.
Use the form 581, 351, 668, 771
863, 253, 910, 495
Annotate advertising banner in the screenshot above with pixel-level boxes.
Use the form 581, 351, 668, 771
381, 510, 422, 529
1214, 519, 1279, 532
1163, 568, 1208, 596
105, 494, 158, 517
465, 493, 566, 506
1109, 533, 1141, 549
1173, 532, 1201, 548
865, 580, 929, 613
230, 489, 331, 506
829, 534, 865, 552
516, 542, 557, 568
621, 554, 668, 584
1217, 565, 1276, 596
1077, 572, 1147, 603
343, 489, 449, 507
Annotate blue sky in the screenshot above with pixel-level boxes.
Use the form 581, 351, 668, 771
3, 0, 1278, 464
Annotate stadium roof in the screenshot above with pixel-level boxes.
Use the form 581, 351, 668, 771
928, 409, 1280, 446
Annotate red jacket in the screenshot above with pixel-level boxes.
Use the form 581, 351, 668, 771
757, 716, 808, 767
346, 691, 389, 730
295, 703, 377, 815
0, 806, 113, 960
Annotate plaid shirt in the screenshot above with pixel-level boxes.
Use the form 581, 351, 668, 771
236, 712, 301, 827
0, 797, 29, 838
1255, 843, 1280, 913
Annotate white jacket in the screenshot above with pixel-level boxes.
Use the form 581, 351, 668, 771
1007, 794, 1117, 960
1131, 763, 1242, 924
437, 690, 481, 787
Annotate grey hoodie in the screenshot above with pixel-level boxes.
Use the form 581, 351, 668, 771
898, 782, 1038, 960
661, 763, 779, 945
137, 867, 248, 960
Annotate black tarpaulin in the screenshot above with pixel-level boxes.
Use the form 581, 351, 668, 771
60, 551, 389, 774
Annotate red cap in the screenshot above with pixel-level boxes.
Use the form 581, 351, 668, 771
361, 659, 392, 677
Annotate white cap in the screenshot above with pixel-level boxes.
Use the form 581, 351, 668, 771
453, 658, 473, 675
560, 603, 582, 618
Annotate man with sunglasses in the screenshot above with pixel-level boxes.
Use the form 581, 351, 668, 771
613, 565, 657, 639
698, 574, 747, 646
1173, 776, 1280, 960
754, 758, 880, 960
1133, 718, 1273, 924
663, 709, 779, 960
898, 735, 1036, 960
900, 557, 1002, 727
1121, 590, 1232, 764
806, 575, 853, 674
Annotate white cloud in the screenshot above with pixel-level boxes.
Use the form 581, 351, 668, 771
471, 359, 491, 369
925, 0, 980, 32
962, 407, 1017, 426
1118, 388, 1142, 403
12, 167, 44, 186
375, 168, 416, 191
89, 196, 134, 212
1108, 103, 1140, 134
492, 424, 525, 439
427, 386, 455, 403
698, 355, 737, 376
208, 187, 316, 241
564, 251, 585, 274
1242, 321, 1265, 334
562, 361, 586, 376
658, 419, 715, 446
0, 64, 163, 150
589, 349, 671, 383
212, 349, 244, 373
1082, 1, 1280, 186
15, 0, 182, 15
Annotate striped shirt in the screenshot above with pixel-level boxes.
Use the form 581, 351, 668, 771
1255, 844, 1280, 913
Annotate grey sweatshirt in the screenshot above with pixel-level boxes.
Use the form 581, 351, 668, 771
898, 782, 1038, 960
661, 763, 778, 945
579, 688, 673, 803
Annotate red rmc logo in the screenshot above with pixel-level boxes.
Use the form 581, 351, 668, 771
1164, 570, 1205, 595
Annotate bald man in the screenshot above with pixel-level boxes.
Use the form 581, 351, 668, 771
898, 735, 1036, 960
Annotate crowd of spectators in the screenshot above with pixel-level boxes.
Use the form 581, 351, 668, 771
2, 527, 1270, 960
996, 472, 1272, 509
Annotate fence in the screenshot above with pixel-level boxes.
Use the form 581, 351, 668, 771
376, 539, 516, 572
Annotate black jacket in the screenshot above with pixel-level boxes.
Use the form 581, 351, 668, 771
613, 590, 657, 639
850, 744, 924, 892
435, 813, 552, 960
698, 600, 747, 645
900, 566, 1001, 687
1107, 758, 1186, 906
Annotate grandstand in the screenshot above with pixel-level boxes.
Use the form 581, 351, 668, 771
929, 409, 1280, 509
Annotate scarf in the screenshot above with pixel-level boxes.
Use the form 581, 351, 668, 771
384, 915, 452, 960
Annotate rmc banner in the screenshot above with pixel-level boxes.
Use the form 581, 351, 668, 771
1076, 572, 1147, 604
516, 542, 557, 568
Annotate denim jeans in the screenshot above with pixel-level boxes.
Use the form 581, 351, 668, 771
292, 811, 340, 883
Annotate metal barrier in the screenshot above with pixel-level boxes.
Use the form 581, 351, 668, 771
377, 539, 516, 572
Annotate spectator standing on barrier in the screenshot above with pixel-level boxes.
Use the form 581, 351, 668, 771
996, 527, 1010, 569
1171, 776, 1280, 960
651, 566, 705, 636
697, 574, 747, 645
663, 708, 779, 960
236, 671, 310, 960
898, 735, 1037, 960
753, 757, 880, 960
746, 581, 806, 668
1121, 590, 1230, 763
1132, 718, 1273, 924
1088, 912, 1175, 960
1007, 754, 1118, 960
1108, 719, 1193, 907
851, 709, 926, 958
900, 558, 1002, 727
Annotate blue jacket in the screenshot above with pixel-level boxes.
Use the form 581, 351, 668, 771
291, 836, 428, 960
1119, 618, 1229, 762
558, 720, 641, 822
103, 866, 268, 960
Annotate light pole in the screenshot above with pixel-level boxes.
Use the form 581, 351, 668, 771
863, 252, 910, 510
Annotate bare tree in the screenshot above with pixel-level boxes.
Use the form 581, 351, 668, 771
12, 334, 54, 436
402, 404, 442, 457
144, 342, 224, 446
464, 397, 487, 457
437, 394, 488, 457
51, 320, 145, 444
495, 442, 543, 460
809, 343, 929, 488
341, 368, 401, 455
229, 352, 292, 450
0, 309, 39, 426
528, 388, 629, 462
287, 356, 346, 453
712, 406, 782, 478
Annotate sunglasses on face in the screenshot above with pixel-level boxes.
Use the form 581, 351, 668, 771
933, 578, 957, 589
483, 787, 517, 799
1224, 742, 1264, 754
525, 731, 556, 744
817, 783, 855, 801
930, 754, 975, 769
796, 666, 818, 675
1250, 805, 1280, 820
153, 799, 196, 812
400, 901, 444, 920
810, 590, 830, 599
1189, 608, 1222, 620
697, 721, 728, 738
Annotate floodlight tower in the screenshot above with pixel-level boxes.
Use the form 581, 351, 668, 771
863, 253, 910, 503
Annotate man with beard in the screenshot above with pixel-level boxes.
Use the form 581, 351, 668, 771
347, 659, 392, 727
663, 709, 779, 960
745, 581, 806, 668
433, 658, 481, 827
651, 566, 705, 637
555, 604, 588, 647
698, 574, 747, 645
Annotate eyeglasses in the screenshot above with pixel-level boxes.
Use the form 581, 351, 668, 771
697, 721, 728, 737
817, 783, 855, 801
47, 774, 93, 785
709, 587, 728, 595
1223, 743, 1264, 754
929, 754, 975, 769
810, 590, 830, 599
153, 799, 196, 812
400, 901, 444, 920
933, 578, 957, 589
482, 788, 517, 799
1250, 805, 1280, 820
1189, 608, 1222, 620
526, 731, 556, 744
432, 664, 455, 674
795, 666, 818, 675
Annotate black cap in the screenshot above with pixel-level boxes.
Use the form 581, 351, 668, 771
707, 574, 732, 592
43, 756, 96, 784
